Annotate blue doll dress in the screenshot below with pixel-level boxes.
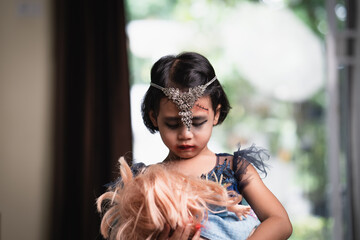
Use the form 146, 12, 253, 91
199, 145, 268, 240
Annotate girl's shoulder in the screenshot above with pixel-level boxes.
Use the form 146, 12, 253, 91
215, 145, 269, 174
232, 145, 269, 177
203, 145, 269, 193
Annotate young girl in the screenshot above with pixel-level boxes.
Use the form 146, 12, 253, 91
140, 52, 292, 240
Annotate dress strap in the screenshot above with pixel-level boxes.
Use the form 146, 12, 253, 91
215, 153, 220, 166
215, 153, 232, 167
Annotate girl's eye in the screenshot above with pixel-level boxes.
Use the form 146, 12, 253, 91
165, 123, 180, 129
192, 120, 207, 127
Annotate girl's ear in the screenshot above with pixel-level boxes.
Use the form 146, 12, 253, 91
149, 110, 158, 127
214, 104, 221, 125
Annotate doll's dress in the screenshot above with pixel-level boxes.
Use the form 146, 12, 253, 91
199, 146, 268, 240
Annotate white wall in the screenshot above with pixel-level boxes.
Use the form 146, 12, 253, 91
0, 1, 52, 239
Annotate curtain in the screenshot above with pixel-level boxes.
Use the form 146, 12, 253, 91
327, 0, 360, 239
348, 1, 360, 238
51, 0, 132, 239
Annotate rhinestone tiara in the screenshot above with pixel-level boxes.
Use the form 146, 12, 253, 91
150, 76, 217, 130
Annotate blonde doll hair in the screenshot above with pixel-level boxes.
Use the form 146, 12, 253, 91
97, 157, 242, 240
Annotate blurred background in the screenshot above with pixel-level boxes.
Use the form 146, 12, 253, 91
0, 0, 359, 239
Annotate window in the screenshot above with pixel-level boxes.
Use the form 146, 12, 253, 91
124, 0, 360, 238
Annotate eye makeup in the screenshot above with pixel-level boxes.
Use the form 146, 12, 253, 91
192, 120, 208, 128
165, 121, 207, 129
164, 116, 208, 130
165, 122, 180, 129
192, 116, 208, 127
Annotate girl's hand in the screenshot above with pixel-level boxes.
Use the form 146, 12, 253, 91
157, 224, 201, 240
242, 164, 293, 239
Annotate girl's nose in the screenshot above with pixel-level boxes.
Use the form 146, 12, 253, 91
178, 126, 193, 140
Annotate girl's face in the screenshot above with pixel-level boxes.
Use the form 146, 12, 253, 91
150, 96, 220, 159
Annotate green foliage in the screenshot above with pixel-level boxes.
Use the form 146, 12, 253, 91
125, 0, 178, 20
128, 54, 153, 85
292, 91, 327, 215
287, 0, 327, 37
291, 216, 332, 240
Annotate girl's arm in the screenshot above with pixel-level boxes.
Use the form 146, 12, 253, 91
242, 164, 293, 240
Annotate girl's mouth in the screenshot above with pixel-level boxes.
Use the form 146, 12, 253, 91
177, 145, 195, 151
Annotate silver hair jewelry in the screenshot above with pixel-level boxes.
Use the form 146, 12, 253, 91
150, 76, 217, 130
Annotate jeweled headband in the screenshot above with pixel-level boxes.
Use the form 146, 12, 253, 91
150, 76, 217, 130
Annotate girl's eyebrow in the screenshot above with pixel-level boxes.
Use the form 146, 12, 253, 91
192, 116, 208, 121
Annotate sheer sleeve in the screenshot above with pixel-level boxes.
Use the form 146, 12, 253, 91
233, 145, 269, 193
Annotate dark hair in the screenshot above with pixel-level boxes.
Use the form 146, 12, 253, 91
141, 52, 231, 133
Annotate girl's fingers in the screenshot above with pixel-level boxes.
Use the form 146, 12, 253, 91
157, 224, 198, 240
169, 224, 192, 240
191, 229, 201, 240
168, 225, 185, 239
157, 224, 170, 240
181, 224, 192, 239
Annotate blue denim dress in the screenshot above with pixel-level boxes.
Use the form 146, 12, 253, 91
200, 209, 260, 240
199, 146, 268, 240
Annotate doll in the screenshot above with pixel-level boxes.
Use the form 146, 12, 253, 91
97, 157, 256, 240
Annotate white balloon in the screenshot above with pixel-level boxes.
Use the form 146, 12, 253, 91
221, 2, 325, 102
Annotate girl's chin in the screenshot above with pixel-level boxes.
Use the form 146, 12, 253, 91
169, 150, 197, 160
